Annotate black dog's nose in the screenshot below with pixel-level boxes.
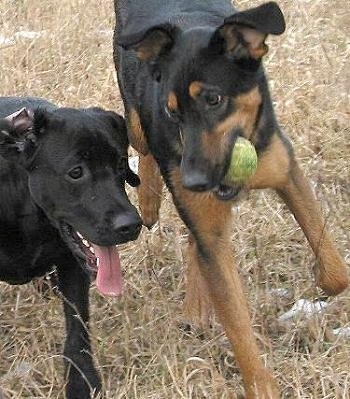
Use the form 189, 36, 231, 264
182, 172, 211, 192
113, 213, 142, 241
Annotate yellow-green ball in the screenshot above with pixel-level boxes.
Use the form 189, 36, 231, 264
224, 137, 258, 184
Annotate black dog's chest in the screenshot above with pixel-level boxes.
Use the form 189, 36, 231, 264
0, 159, 66, 284
0, 218, 64, 284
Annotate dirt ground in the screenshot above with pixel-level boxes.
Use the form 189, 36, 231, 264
0, 0, 349, 398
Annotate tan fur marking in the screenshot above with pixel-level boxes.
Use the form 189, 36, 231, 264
138, 154, 163, 228
247, 134, 349, 294
189, 81, 203, 99
128, 108, 149, 155
215, 87, 262, 140
170, 167, 280, 398
134, 30, 171, 61
199, 87, 261, 165
136, 48, 152, 61
171, 168, 231, 237
247, 135, 290, 190
220, 25, 268, 59
167, 91, 178, 112
240, 27, 268, 59
249, 43, 268, 59
220, 25, 239, 54
183, 233, 214, 327
200, 129, 229, 168
277, 161, 349, 295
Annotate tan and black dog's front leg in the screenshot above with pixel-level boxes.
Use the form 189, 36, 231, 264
183, 233, 214, 327
126, 108, 164, 229
248, 134, 349, 295
277, 161, 349, 294
171, 169, 279, 399
138, 153, 163, 229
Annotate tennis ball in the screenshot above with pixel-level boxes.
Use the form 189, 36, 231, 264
224, 137, 258, 184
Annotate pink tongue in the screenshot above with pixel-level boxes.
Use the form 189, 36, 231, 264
92, 245, 123, 296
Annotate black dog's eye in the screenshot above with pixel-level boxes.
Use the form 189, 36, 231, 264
150, 63, 162, 82
68, 166, 83, 180
205, 93, 223, 107
152, 69, 162, 82
81, 150, 90, 160
117, 158, 127, 174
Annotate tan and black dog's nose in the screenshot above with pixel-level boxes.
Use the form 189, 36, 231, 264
182, 171, 211, 192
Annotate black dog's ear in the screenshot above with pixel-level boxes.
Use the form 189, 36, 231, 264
125, 160, 140, 187
2, 107, 34, 136
211, 2, 285, 60
106, 112, 141, 187
98, 109, 130, 151
85, 107, 129, 149
87, 108, 141, 187
0, 108, 35, 160
118, 23, 178, 61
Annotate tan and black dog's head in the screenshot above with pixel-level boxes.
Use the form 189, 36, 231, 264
120, 2, 285, 200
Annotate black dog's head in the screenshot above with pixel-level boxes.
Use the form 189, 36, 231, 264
0, 106, 142, 295
120, 2, 285, 200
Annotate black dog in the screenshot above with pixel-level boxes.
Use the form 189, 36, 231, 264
0, 97, 142, 399
114, 1, 349, 397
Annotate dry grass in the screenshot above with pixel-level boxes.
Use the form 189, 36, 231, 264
0, 0, 349, 398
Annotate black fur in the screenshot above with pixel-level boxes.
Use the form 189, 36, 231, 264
0, 97, 142, 399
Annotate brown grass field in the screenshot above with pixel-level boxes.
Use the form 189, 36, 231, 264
0, 0, 349, 398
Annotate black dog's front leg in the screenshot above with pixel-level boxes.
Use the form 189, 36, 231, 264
57, 258, 101, 399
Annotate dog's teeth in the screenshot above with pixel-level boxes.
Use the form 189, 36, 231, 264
83, 239, 89, 247
77, 231, 84, 239
90, 246, 95, 254
96, 258, 100, 267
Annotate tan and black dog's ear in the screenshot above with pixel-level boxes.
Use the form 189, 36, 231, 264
212, 2, 285, 60
118, 23, 178, 61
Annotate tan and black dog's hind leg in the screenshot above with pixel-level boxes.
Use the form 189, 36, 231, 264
170, 168, 280, 399
247, 133, 349, 295
138, 153, 163, 229
126, 108, 163, 228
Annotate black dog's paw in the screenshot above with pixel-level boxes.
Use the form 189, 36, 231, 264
66, 367, 102, 399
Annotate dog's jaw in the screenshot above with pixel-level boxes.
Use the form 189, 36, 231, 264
58, 222, 124, 296
213, 183, 242, 201
59, 223, 89, 260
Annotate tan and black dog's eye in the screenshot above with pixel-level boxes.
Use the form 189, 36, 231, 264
68, 166, 83, 180
205, 92, 223, 107
164, 105, 180, 122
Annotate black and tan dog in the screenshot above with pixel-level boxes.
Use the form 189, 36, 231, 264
113, 1, 349, 397
0, 97, 142, 399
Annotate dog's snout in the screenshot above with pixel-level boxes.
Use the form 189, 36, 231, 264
182, 172, 211, 192
113, 213, 142, 241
